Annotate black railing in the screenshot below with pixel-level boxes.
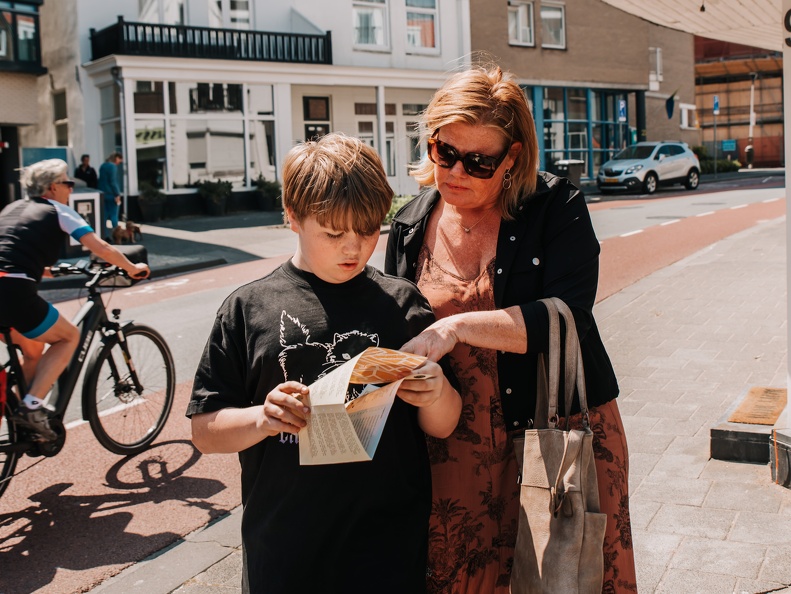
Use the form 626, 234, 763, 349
90, 17, 332, 65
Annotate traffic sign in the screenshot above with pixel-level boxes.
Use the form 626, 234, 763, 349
618, 99, 627, 122
713, 95, 720, 116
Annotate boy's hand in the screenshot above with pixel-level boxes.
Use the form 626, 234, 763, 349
259, 382, 310, 437
397, 361, 445, 408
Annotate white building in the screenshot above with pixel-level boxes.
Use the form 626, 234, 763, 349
22, 0, 471, 208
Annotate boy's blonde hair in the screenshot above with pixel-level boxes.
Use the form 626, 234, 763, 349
282, 133, 393, 235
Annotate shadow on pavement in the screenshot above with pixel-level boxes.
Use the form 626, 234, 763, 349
0, 441, 227, 594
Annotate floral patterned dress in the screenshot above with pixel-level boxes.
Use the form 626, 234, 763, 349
416, 244, 520, 594
415, 243, 638, 594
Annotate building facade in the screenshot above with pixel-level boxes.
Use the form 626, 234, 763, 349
471, 0, 700, 179
20, 0, 471, 208
0, 0, 45, 208
11, 0, 705, 211
694, 37, 783, 168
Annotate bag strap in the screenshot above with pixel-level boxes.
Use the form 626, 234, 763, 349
536, 298, 590, 428
535, 298, 562, 429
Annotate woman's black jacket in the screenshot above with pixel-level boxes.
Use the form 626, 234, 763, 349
384, 172, 619, 429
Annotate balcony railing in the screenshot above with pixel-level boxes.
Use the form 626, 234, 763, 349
90, 17, 332, 65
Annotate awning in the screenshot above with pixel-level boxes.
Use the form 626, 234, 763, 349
598, 0, 781, 51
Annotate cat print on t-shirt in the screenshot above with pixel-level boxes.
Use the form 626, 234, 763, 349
277, 310, 378, 400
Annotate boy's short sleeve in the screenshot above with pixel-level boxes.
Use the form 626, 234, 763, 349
187, 308, 249, 417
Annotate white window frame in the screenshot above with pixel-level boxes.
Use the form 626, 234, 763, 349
405, 0, 439, 55
679, 102, 697, 130
540, 2, 565, 50
508, 1, 534, 47
353, 0, 390, 51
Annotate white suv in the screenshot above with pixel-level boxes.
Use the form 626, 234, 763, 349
597, 141, 701, 195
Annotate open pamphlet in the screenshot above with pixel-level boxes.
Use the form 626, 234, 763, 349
299, 347, 430, 465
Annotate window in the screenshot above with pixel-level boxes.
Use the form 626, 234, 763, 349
0, 6, 41, 64
508, 1, 534, 46
406, 121, 422, 163
405, 0, 437, 52
139, 0, 186, 25
209, 0, 250, 29
304, 97, 330, 121
679, 103, 696, 130
353, 0, 388, 48
53, 90, 68, 147
541, 3, 565, 49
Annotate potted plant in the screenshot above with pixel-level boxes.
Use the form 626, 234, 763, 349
255, 176, 282, 211
196, 179, 232, 216
137, 182, 167, 222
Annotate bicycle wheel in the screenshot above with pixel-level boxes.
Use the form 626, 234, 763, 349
0, 400, 19, 500
83, 324, 175, 455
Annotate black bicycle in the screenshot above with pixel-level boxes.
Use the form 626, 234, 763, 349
0, 259, 175, 499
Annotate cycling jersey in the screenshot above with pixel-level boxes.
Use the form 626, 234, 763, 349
0, 197, 93, 282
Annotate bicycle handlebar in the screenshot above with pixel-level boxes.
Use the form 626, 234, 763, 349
49, 260, 140, 288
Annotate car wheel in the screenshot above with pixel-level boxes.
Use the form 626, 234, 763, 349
684, 168, 700, 190
643, 173, 658, 195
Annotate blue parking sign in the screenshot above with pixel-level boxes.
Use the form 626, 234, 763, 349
713, 95, 720, 115
618, 99, 627, 122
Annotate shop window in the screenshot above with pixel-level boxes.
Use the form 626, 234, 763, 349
249, 120, 276, 180
135, 119, 166, 189
358, 121, 375, 147
406, 0, 437, 52
53, 91, 68, 147
0, 13, 10, 59
353, 0, 388, 48
304, 97, 330, 121
169, 119, 245, 187
305, 123, 330, 141
567, 88, 586, 120
541, 3, 565, 49
134, 81, 165, 114
406, 121, 422, 163
384, 122, 395, 177
188, 83, 243, 113
354, 103, 396, 116
402, 103, 427, 116
508, 1, 534, 46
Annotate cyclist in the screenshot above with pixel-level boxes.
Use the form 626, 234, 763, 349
0, 158, 150, 440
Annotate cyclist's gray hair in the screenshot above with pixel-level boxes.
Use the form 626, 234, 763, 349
20, 158, 68, 197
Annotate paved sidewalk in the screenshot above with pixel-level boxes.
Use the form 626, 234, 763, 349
88, 212, 791, 594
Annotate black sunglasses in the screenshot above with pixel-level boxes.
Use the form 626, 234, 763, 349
427, 132, 510, 179
54, 180, 75, 189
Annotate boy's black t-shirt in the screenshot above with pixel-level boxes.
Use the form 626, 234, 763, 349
188, 261, 435, 594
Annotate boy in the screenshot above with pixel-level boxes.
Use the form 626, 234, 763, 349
188, 133, 461, 594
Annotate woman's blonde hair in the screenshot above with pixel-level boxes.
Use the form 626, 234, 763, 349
282, 133, 393, 235
20, 158, 68, 197
412, 64, 540, 218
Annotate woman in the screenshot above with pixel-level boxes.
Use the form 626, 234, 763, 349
0, 158, 149, 440
384, 65, 637, 593
98, 152, 123, 239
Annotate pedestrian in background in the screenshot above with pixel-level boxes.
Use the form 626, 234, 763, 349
73, 154, 98, 189
97, 152, 123, 240
385, 63, 637, 593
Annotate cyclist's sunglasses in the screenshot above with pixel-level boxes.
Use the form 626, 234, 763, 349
54, 180, 76, 188
426, 131, 510, 179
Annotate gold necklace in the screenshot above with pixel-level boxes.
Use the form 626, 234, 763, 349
452, 206, 493, 233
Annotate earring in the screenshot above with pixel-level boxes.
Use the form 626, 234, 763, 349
502, 168, 512, 190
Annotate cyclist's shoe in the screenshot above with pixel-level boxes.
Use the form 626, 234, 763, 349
11, 404, 57, 441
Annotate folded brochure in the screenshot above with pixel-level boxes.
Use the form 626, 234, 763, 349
299, 346, 428, 465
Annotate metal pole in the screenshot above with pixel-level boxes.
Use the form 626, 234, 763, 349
713, 112, 717, 179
